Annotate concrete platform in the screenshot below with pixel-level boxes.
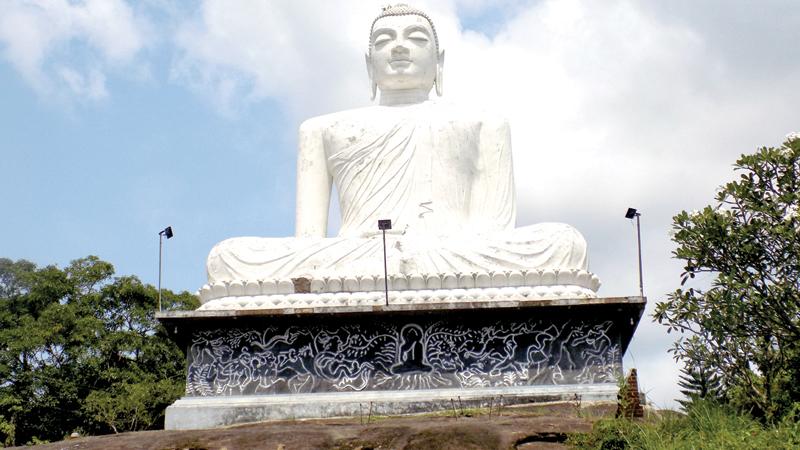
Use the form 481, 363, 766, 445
166, 384, 618, 430
158, 296, 645, 429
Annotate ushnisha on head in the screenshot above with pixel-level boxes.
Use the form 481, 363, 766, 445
366, 4, 445, 103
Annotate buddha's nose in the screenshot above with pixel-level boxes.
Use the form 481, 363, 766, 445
391, 45, 410, 59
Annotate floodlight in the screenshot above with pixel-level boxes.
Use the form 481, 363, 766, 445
158, 225, 174, 311
624, 209, 644, 298
378, 219, 392, 305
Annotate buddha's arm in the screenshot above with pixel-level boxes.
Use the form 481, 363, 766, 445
295, 118, 332, 237
470, 117, 516, 231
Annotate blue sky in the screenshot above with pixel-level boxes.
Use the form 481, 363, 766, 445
2, 0, 799, 409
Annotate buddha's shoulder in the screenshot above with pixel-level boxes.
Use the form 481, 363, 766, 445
298, 106, 381, 132
298, 102, 508, 131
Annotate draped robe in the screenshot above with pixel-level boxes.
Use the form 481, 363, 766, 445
207, 102, 588, 284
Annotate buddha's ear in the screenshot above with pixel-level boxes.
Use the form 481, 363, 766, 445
435, 49, 445, 97
365, 53, 377, 101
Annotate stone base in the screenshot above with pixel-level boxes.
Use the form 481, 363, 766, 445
158, 296, 644, 430
165, 384, 618, 430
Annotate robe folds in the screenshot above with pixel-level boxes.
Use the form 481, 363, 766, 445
207, 101, 588, 284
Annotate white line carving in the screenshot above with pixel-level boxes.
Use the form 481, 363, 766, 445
186, 318, 620, 396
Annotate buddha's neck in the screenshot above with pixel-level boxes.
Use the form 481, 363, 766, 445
379, 88, 430, 106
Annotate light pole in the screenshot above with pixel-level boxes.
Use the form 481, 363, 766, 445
625, 208, 644, 298
158, 226, 174, 311
378, 219, 392, 306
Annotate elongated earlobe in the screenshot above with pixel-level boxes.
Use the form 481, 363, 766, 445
365, 53, 377, 101
435, 50, 445, 97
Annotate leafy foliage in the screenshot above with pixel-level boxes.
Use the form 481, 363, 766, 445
0, 256, 198, 445
569, 399, 800, 449
655, 135, 800, 420
677, 361, 722, 411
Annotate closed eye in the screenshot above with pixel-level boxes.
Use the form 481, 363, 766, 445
372, 28, 395, 48
374, 34, 392, 47
407, 30, 429, 44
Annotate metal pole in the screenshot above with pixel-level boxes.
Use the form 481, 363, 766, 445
158, 233, 163, 311
382, 229, 389, 306
635, 214, 644, 298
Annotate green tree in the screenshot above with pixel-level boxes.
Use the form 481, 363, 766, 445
0, 256, 197, 445
677, 360, 722, 411
655, 134, 800, 420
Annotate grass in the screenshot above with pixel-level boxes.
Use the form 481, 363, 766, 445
568, 400, 800, 449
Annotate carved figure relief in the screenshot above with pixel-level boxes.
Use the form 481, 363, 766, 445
186, 317, 621, 396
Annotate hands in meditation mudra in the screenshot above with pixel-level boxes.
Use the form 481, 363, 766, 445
200, 4, 599, 309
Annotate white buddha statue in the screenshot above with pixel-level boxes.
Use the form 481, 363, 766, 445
201, 4, 598, 307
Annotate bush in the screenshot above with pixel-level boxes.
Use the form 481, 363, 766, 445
569, 400, 800, 449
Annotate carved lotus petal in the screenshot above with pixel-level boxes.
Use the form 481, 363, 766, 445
475, 272, 491, 288
458, 274, 475, 289
211, 283, 228, 299
409, 274, 425, 290
277, 279, 294, 294
327, 277, 342, 293
310, 278, 326, 293
227, 281, 244, 296
244, 281, 260, 296
525, 270, 542, 286
426, 274, 442, 289
343, 276, 359, 292
533, 286, 549, 296
576, 271, 591, 287
491, 272, 508, 287
260, 280, 277, 295
499, 287, 517, 297
199, 284, 213, 302
391, 275, 408, 291
359, 276, 376, 291
508, 270, 524, 287
541, 269, 557, 286
442, 274, 458, 289
590, 275, 601, 291
557, 269, 578, 285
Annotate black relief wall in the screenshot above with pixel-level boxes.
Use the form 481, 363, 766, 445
185, 313, 622, 396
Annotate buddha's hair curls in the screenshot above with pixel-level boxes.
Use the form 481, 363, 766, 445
369, 4, 439, 55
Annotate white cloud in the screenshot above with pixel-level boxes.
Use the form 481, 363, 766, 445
0, 0, 147, 100
57, 66, 108, 100
171, 0, 380, 118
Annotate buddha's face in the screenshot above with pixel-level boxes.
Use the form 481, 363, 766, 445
367, 14, 440, 93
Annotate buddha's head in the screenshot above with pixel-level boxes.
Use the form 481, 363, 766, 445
366, 4, 445, 100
